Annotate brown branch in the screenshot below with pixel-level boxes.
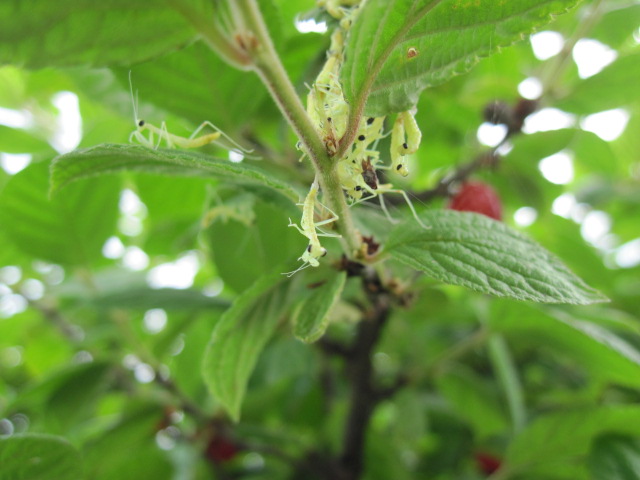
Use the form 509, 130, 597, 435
337, 293, 391, 479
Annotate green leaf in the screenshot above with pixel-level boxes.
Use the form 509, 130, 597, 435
83, 403, 171, 480
588, 435, 640, 480
0, 0, 196, 68
342, 0, 581, 116
36, 363, 111, 434
556, 51, 640, 114
207, 199, 306, 293
50, 143, 298, 201
90, 287, 230, 311
591, 4, 640, 48
0, 161, 120, 266
386, 211, 607, 304
202, 271, 293, 421
490, 301, 640, 388
293, 271, 346, 343
505, 406, 640, 477
0, 433, 83, 480
0, 125, 51, 154
435, 368, 509, 439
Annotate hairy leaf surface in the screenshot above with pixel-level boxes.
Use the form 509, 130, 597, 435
51, 144, 298, 201
202, 272, 293, 421
293, 271, 346, 343
342, 0, 582, 116
387, 211, 607, 304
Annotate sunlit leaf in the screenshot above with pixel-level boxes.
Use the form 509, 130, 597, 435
556, 51, 640, 114
0, 125, 51, 154
0, 0, 196, 68
342, 0, 581, 116
0, 161, 120, 265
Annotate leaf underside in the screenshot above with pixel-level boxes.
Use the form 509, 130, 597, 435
50, 143, 298, 201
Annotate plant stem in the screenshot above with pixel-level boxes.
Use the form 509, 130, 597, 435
338, 296, 391, 479
234, 0, 362, 256
487, 334, 526, 434
540, 0, 605, 98
168, 0, 252, 69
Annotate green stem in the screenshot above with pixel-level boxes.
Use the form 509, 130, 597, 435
168, 0, 252, 69
540, 0, 605, 98
428, 327, 489, 377
234, 0, 362, 256
487, 334, 526, 434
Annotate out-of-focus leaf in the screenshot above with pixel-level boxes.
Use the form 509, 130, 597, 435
207, 199, 306, 293
591, 4, 640, 48
342, 0, 582, 116
0, 125, 51, 154
556, 51, 640, 114
202, 271, 293, 421
387, 211, 607, 304
436, 368, 509, 439
505, 406, 640, 478
0, 161, 120, 266
588, 435, 640, 480
90, 287, 230, 311
0, 434, 83, 480
51, 143, 298, 201
293, 271, 346, 343
0, 0, 197, 68
115, 41, 266, 133
526, 215, 614, 293
273, 0, 313, 39
83, 403, 171, 480
490, 301, 640, 388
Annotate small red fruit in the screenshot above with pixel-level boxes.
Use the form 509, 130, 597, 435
447, 181, 503, 221
205, 435, 239, 464
474, 451, 502, 475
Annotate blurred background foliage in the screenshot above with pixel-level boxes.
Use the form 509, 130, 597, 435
1, 0, 640, 479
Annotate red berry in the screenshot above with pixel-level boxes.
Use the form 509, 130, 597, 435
474, 452, 502, 475
447, 181, 503, 221
205, 435, 239, 463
